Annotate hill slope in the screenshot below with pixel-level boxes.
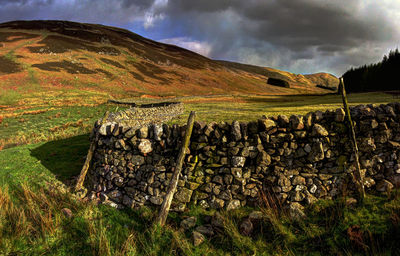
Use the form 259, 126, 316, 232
0, 20, 338, 105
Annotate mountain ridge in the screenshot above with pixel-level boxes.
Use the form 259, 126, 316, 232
0, 20, 338, 104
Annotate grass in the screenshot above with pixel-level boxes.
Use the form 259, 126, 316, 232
0, 92, 395, 149
0, 135, 399, 255
0, 91, 398, 255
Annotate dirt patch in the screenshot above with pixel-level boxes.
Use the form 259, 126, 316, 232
135, 62, 171, 84
100, 58, 125, 69
95, 68, 114, 79
0, 56, 21, 74
32, 60, 96, 74
129, 71, 145, 82
0, 32, 39, 43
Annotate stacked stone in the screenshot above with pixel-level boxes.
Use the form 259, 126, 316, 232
86, 103, 400, 210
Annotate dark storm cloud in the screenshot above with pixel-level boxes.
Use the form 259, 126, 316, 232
158, 0, 399, 75
0, 0, 155, 26
0, 0, 399, 75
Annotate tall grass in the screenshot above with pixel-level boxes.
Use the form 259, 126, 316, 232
0, 184, 399, 255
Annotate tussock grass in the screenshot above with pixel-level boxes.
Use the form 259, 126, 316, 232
0, 180, 399, 255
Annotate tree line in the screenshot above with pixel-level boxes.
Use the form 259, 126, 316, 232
342, 48, 400, 92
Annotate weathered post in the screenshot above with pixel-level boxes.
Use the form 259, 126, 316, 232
339, 78, 365, 202
156, 111, 196, 227
75, 111, 109, 192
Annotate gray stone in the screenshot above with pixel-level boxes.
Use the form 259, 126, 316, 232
122, 195, 134, 207
124, 128, 136, 138
174, 188, 193, 203
150, 196, 163, 205
312, 124, 329, 137
240, 218, 253, 236
290, 115, 304, 130
292, 176, 306, 186
231, 156, 246, 167
198, 200, 210, 209
138, 139, 152, 154
309, 184, 317, 194
231, 121, 242, 141
131, 155, 145, 166
260, 118, 276, 131
99, 124, 108, 136
181, 216, 197, 230
210, 197, 225, 209
364, 177, 375, 188
231, 168, 243, 179
288, 202, 305, 220
248, 211, 263, 221
308, 142, 324, 162
278, 175, 292, 192
278, 115, 290, 127
256, 151, 271, 166
212, 175, 224, 185
376, 179, 394, 192
61, 208, 73, 218
335, 108, 345, 122
226, 199, 240, 211
211, 212, 224, 229
153, 124, 163, 141
195, 225, 214, 236
138, 126, 148, 138
192, 231, 205, 246
108, 190, 123, 203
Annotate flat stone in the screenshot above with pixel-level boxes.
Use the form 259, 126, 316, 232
150, 196, 163, 205
174, 188, 193, 203
226, 199, 241, 210
312, 124, 329, 137
192, 231, 205, 246
181, 216, 197, 230
259, 118, 276, 131
248, 211, 264, 221
376, 179, 394, 192
61, 208, 73, 218
99, 123, 109, 136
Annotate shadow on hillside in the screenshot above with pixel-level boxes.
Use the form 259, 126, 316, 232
30, 134, 90, 185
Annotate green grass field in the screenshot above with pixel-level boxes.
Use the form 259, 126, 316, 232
0, 92, 399, 255
1, 92, 395, 149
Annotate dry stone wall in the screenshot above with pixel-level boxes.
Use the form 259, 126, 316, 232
86, 103, 400, 210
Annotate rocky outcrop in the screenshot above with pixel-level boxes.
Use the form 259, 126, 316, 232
86, 103, 400, 210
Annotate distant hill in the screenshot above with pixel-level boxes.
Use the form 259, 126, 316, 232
343, 49, 400, 92
0, 20, 338, 103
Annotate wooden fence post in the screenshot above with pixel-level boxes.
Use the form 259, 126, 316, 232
75, 111, 109, 192
339, 78, 365, 202
156, 111, 196, 227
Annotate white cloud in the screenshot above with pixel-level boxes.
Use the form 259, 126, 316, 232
159, 37, 212, 56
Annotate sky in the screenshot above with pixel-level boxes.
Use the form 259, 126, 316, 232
1, 0, 400, 76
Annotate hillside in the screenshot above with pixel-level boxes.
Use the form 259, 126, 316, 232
0, 20, 338, 105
